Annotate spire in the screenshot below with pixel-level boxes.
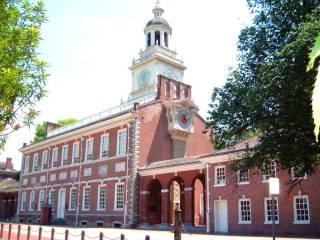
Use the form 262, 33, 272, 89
153, 0, 164, 18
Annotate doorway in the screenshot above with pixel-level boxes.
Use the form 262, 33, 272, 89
148, 180, 162, 224
214, 200, 228, 233
57, 189, 66, 219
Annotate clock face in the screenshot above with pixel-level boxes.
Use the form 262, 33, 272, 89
177, 108, 192, 129
165, 69, 176, 79
138, 69, 151, 87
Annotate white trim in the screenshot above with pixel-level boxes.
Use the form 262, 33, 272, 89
264, 197, 279, 224
32, 153, 39, 172
72, 142, 80, 163
85, 138, 94, 161
21, 192, 27, 211
82, 186, 91, 211
262, 161, 277, 182
69, 187, 77, 211
140, 191, 150, 195
116, 129, 127, 155
51, 147, 58, 168
114, 182, 125, 210
237, 169, 250, 185
41, 150, 48, 170
291, 168, 307, 180
38, 190, 45, 211
48, 189, 55, 209
293, 195, 310, 224
24, 156, 30, 173
238, 198, 252, 224
97, 184, 107, 211
61, 145, 68, 166
29, 191, 35, 211
214, 165, 226, 187
100, 133, 109, 158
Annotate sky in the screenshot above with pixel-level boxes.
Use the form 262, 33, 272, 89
0, 0, 252, 169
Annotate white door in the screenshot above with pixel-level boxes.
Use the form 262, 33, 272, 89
57, 189, 66, 219
214, 200, 228, 233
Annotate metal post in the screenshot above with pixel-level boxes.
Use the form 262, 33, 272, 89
38, 227, 42, 240
174, 203, 182, 240
50, 228, 55, 240
145, 235, 150, 240
27, 226, 31, 240
8, 224, 12, 240
120, 234, 125, 240
99, 232, 103, 240
271, 194, 276, 240
81, 230, 85, 240
0, 222, 3, 238
17, 225, 21, 240
65, 229, 69, 240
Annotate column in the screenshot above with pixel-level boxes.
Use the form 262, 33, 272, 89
183, 187, 193, 225
151, 30, 155, 47
160, 30, 165, 47
161, 189, 169, 225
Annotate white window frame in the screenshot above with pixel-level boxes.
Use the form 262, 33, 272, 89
69, 187, 77, 211
114, 182, 125, 210
24, 156, 30, 173
116, 129, 127, 155
51, 148, 58, 168
238, 198, 252, 224
21, 192, 27, 211
61, 145, 68, 166
38, 190, 45, 211
262, 161, 277, 182
214, 165, 226, 186
32, 154, 39, 172
85, 138, 94, 161
48, 190, 55, 209
237, 169, 250, 185
97, 184, 107, 211
291, 167, 307, 180
264, 197, 279, 224
29, 191, 35, 211
100, 134, 109, 158
72, 142, 80, 163
293, 195, 310, 224
41, 150, 48, 170
82, 186, 91, 211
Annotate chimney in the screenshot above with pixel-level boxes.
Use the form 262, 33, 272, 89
6, 157, 13, 170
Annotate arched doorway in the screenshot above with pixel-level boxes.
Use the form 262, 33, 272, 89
193, 176, 205, 226
169, 177, 184, 224
147, 179, 161, 225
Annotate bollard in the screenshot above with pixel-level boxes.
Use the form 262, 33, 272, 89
0, 222, 3, 238
50, 228, 55, 240
8, 224, 12, 240
38, 227, 42, 240
17, 225, 21, 240
65, 229, 69, 240
27, 226, 31, 240
99, 232, 103, 240
174, 203, 182, 240
120, 234, 125, 240
145, 235, 150, 240
81, 230, 85, 240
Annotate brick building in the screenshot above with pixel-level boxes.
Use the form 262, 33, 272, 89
17, 2, 319, 237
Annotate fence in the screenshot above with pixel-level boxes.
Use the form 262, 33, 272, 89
0, 223, 151, 240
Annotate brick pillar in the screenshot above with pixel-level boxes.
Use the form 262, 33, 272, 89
183, 187, 193, 225
161, 189, 169, 225
140, 191, 149, 224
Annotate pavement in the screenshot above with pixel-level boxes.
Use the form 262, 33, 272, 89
0, 223, 319, 240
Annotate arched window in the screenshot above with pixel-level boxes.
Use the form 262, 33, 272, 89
155, 31, 160, 45
147, 32, 151, 47
164, 32, 168, 47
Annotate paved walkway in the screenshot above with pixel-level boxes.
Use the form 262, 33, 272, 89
1, 223, 319, 240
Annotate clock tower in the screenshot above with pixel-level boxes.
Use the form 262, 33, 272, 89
129, 1, 187, 100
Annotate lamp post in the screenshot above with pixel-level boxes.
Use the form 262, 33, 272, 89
269, 177, 279, 240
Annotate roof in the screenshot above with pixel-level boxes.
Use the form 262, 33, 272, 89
0, 178, 19, 193
146, 18, 170, 28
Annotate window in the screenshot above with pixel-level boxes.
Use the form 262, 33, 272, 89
115, 162, 125, 172
293, 196, 310, 224
117, 129, 127, 155
51, 148, 58, 168
237, 169, 250, 184
100, 134, 109, 158
69, 188, 77, 210
264, 197, 279, 224
82, 186, 91, 210
114, 183, 124, 210
98, 165, 108, 175
291, 167, 307, 180
24, 156, 30, 173
238, 199, 251, 224
262, 161, 277, 181
83, 168, 92, 177
22, 178, 28, 185
21, 192, 27, 211
31, 177, 36, 184
38, 191, 45, 210
59, 172, 67, 180
40, 175, 46, 183
97, 185, 107, 210
29, 191, 35, 211
85, 139, 93, 161
42, 151, 48, 170
49, 190, 55, 209
33, 154, 38, 172
215, 166, 226, 186
61, 145, 68, 166
72, 142, 80, 163
70, 170, 78, 178
49, 174, 56, 181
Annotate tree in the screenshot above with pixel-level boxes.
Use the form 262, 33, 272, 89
0, 0, 47, 150
207, 1, 320, 178
31, 118, 77, 143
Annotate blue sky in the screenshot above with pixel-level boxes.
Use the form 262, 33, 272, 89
1, 0, 252, 169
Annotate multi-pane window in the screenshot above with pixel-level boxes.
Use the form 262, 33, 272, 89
33, 154, 38, 172
69, 188, 77, 210
82, 186, 91, 210
85, 139, 93, 161
61, 145, 68, 166
24, 156, 30, 173
115, 162, 125, 172
49, 190, 55, 209
262, 161, 277, 181
215, 166, 226, 186
117, 129, 127, 155
291, 167, 307, 180
293, 196, 310, 224
70, 170, 78, 179
98, 165, 108, 175
29, 191, 35, 211
42, 151, 48, 170
21, 192, 27, 210
114, 183, 124, 210
40, 175, 46, 183
237, 169, 250, 184
264, 197, 279, 223
72, 142, 80, 163
100, 134, 109, 158
98, 185, 107, 210
38, 191, 45, 210
51, 148, 58, 168
238, 199, 251, 223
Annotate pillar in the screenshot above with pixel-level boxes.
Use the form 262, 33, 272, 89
183, 187, 193, 225
160, 30, 165, 47
151, 30, 155, 47
161, 189, 169, 224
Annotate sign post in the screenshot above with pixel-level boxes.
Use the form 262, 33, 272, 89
269, 177, 279, 240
